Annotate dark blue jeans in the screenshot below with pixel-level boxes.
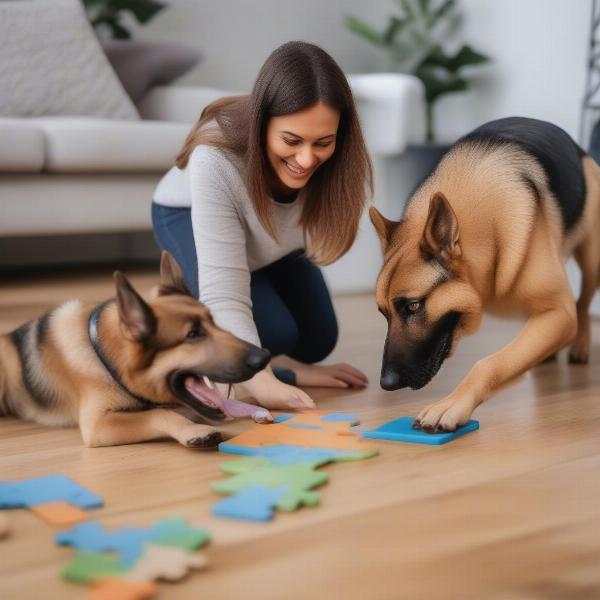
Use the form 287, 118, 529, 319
151, 203, 338, 379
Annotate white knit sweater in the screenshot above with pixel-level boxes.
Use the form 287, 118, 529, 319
153, 144, 305, 346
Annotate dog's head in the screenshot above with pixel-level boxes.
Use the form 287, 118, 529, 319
112, 251, 270, 420
370, 192, 482, 391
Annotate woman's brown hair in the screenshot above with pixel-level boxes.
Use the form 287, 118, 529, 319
176, 41, 373, 265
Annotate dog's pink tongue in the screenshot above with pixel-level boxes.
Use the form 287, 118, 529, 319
185, 377, 224, 410
184, 376, 272, 423
222, 396, 273, 423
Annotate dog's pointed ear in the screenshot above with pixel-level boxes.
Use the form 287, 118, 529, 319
369, 206, 398, 252
420, 192, 461, 264
114, 272, 157, 342
159, 250, 192, 297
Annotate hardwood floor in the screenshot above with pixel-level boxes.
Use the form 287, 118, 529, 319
1, 266, 599, 600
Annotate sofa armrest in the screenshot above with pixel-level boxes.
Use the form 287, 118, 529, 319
137, 85, 242, 124
347, 73, 426, 155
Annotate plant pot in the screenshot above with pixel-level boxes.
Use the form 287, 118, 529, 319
385, 143, 452, 220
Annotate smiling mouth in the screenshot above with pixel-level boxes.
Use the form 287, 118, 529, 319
168, 371, 272, 422
282, 159, 314, 177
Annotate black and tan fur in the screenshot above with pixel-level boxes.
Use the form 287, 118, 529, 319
0, 252, 270, 447
370, 117, 600, 432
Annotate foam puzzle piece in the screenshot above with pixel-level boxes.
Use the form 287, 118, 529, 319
218, 413, 378, 455
0, 475, 102, 510
90, 578, 157, 600
30, 501, 89, 526
362, 417, 480, 445
212, 485, 288, 521
0, 513, 9, 539
62, 551, 128, 584
273, 414, 293, 423
320, 412, 360, 425
126, 544, 208, 582
57, 517, 209, 567
219, 443, 369, 465
212, 460, 326, 512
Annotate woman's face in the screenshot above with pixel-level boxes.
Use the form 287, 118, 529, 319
266, 101, 340, 193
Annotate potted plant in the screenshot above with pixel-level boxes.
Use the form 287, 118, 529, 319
83, 0, 167, 39
345, 0, 491, 207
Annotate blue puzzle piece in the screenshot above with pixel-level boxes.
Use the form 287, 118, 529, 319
212, 485, 288, 521
362, 417, 479, 445
320, 412, 360, 425
0, 475, 102, 509
219, 442, 367, 465
55, 517, 207, 566
273, 414, 293, 423
56, 522, 149, 566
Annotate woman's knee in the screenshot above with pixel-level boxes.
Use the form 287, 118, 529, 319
293, 314, 338, 364
257, 315, 300, 357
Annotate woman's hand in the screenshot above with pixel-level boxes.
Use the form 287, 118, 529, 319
238, 367, 315, 411
292, 362, 368, 389
273, 356, 368, 389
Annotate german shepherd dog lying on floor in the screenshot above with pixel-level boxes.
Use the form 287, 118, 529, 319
370, 117, 600, 433
0, 252, 272, 448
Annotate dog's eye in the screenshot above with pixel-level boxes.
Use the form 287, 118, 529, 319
407, 301, 422, 314
186, 327, 205, 340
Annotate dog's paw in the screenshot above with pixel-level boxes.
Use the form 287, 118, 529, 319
568, 337, 590, 364
414, 397, 475, 433
179, 426, 223, 449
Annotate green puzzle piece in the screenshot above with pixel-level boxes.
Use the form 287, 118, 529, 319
212, 460, 328, 512
62, 551, 127, 583
150, 516, 210, 551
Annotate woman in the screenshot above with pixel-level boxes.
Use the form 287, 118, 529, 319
152, 41, 373, 410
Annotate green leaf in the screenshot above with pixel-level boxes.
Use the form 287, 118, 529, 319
107, 17, 132, 39
425, 0, 455, 29
399, 0, 417, 21
446, 45, 491, 71
345, 16, 386, 47
419, 44, 490, 74
383, 16, 406, 44
112, 0, 166, 25
416, 0, 432, 16
414, 66, 468, 103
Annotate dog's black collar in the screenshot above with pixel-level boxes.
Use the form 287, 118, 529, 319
88, 300, 155, 410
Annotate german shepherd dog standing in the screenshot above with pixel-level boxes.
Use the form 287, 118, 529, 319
370, 117, 600, 433
0, 252, 272, 448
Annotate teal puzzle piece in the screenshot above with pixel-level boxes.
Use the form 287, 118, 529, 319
0, 475, 102, 510
362, 417, 479, 445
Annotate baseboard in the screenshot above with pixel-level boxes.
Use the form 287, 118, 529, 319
0, 231, 161, 271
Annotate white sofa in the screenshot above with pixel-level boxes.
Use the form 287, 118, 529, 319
0, 73, 426, 290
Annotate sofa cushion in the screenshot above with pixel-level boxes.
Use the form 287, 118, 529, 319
102, 40, 202, 104
0, 119, 45, 173
32, 118, 190, 173
0, 0, 139, 120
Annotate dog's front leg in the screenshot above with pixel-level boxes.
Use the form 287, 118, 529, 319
79, 404, 223, 448
416, 303, 576, 432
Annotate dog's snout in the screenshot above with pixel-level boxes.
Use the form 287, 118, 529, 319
380, 368, 402, 390
245, 347, 271, 371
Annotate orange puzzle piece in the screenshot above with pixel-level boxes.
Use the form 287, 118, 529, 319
90, 579, 157, 600
225, 411, 377, 453
30, 501, 90, 526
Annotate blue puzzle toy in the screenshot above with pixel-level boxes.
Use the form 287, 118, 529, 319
362, 417, 479, 445
212, 485, 288, 521
56, 516, 208, 566
0, 475, 102, 510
